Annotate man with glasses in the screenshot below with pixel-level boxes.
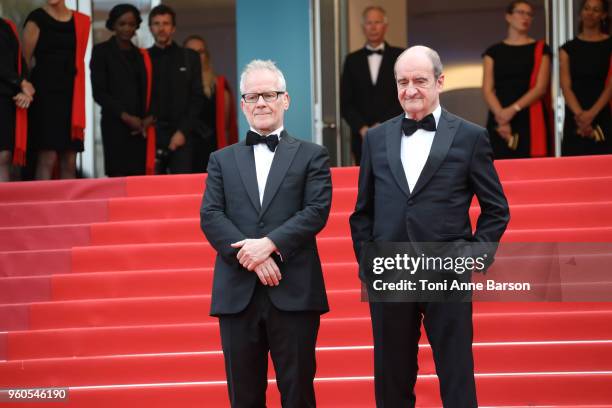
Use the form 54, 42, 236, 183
341, 5, 404, 165
350, 46, 509, 407
148, 4, 204, 173
200, 59, 332, 407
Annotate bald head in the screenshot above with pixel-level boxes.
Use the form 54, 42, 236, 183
393, 45, 444, 120
394, 45, 443, 80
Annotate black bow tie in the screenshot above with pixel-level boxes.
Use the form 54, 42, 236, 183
402, 114, 437, 136
366, 48, 383, 56
246, 131, 279, 152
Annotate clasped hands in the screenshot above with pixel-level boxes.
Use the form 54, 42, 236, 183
574, 109, 599, 140
121, 113, 156, 137
231, 237, 282, 286
13, 79, 35, 109
121, 115, 187, 149
494, 106, 517, 143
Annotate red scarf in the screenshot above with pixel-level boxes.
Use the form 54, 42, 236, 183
139, 48, 156, 175
528, 40, 548, 157
71, 11, 90, 140
215, 76, 238, 149
4, 18, 28, 166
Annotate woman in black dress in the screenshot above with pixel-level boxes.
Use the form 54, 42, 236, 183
183, 35, 237, 173
91, 4, 152, 177
0, 17, 34, 181
23, 0, 90, 179
560, 0, 611, 156
482, 0, 551, 159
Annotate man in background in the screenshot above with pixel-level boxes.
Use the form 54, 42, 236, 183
148, 4, 204, 173
340, 5, 404, 164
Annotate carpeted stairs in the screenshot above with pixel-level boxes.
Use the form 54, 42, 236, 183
1, 155, 612, 407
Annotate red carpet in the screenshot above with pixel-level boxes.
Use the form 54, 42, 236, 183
1, 154, 612, 407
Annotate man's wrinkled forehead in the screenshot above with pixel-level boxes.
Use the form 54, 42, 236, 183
394, 57, 435, 80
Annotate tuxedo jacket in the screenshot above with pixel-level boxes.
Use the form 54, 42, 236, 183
340, 43, 404, 136
200, 132, 333, 316
349, 110, 510, 279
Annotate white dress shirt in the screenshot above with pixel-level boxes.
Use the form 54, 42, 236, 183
401, 105, 442, 192
366, 43, 384, 85
252, 126, 283, 205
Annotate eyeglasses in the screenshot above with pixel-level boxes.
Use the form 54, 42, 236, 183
241, 91, 285, 103
512, 9, 534, 17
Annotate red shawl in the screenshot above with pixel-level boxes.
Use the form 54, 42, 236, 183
4, 18, 28, 166
528, 40, 548, 157
139, 48, 156, 175
71, 11, 90, 141
215, 75, 238, 149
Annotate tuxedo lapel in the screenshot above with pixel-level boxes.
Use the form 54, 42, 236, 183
385, 114, 411, 198
260, 131, 300, 218
234, 142, 261, 213
357, 48, 375, 88
410, 109, 458, 198
374, 42, 393, 87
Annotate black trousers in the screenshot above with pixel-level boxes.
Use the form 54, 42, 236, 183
155, 123, 194, 174
218, 285, 321, 408
369, 301, 477, 408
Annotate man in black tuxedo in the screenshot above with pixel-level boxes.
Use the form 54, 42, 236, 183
341, 5, 404, 165
148, 4, 204, 174
349, 46, 510, 407
200, 59, 332, 407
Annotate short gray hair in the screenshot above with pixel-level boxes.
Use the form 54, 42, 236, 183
239, 59, 287, 94
394, 45, 444, 79
362, 6, 388, 24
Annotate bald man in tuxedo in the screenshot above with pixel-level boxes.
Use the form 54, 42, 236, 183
350, 46, 509, 407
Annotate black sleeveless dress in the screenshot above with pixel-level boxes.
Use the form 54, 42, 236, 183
561, 37, 612, 156
25, 8, 83, 152
483, 42, 552, 159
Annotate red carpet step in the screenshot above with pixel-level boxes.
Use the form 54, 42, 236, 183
0, 263, 357, 303
2, 155, 612, 407
3, 177, 612, 230
3, 310, 612, 360
1, 154, 611, 203
1, 374, 611, 407
2, 342, 611, 388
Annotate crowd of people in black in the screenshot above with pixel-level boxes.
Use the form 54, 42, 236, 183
483, 0, 611, 159
0, 0, 610, 181
341, 1, 610, 164
0, 1, 236, 181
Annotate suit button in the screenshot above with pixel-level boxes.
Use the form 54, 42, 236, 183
407, 201, 414, 207
258, 222, 264, 227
